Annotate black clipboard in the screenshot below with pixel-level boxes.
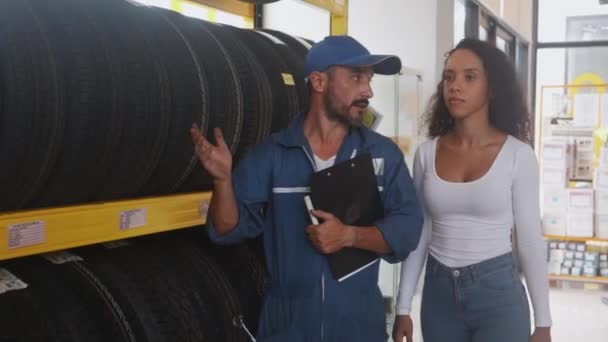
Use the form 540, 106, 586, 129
309, 153, 383, 281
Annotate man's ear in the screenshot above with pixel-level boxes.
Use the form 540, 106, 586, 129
309, 72, 327, 93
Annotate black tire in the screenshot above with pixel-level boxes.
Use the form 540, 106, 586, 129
0, 256, 132, 342
135, 7, 209, 196
230, 27, 300, 133
189, 228, 269, 337
0, 0, 64, 211
201, 23, 273, 163
257, 29, 311, 59
27, 0, 121, 208
75, 235, 248, 341
159, 14, 247, 192
255, 30, 308, 113
92, 0, 172, 201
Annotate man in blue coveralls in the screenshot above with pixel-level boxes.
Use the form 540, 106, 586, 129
190, 35, 423, 342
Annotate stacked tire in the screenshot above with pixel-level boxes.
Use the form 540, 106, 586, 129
0, 0, 312, 212
0, 228, 269, 342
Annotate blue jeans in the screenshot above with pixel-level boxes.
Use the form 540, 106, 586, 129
421, 253, 530, 342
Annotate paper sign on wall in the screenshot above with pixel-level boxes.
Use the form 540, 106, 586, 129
573, 93, 600, 127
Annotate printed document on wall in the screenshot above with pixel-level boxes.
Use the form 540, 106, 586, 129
601, 94, 608, 128
573, 93, 599, 127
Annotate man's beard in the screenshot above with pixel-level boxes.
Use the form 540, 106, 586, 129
324, 92, 368, 127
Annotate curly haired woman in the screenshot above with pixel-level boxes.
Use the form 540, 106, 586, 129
392, 38, 552, 342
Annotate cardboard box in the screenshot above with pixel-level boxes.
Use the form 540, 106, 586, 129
574, 138, 594, 181
542, 139, 572, 169
584, 260, 598, 268
567, 189, 594, 212
595, 168, 608, 189
543, 167, 569, 187
599, 147, 608, 168
548, 261, 562, 275
583, 266, 598, 277
585, 251, 599, 262
573, 137, 594, 181
570, 267, 583, 276
542, 212, 567, 236
595, 215, 608, 239
549, 249, 565, 262
567, 212, 594, 237
574, 160, 594, 181
576, 137, 594, 152
565, 251, 575, 259
595, 190, 608, 214
543, 187, 569, 213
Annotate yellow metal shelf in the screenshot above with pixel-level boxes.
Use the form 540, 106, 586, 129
549, 274, 608, 284
0, 192, 211, 261
544, 235, 608, 243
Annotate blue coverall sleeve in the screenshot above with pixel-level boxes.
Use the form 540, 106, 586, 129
374, 144, 424, 263
206, 142, 273, 245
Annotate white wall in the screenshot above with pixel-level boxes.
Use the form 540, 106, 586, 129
263, 0, 331, 42
348, 0, 443, 308
349, 0, 440, 118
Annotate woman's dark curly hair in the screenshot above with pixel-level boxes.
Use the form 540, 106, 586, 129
425, 38, 530, 143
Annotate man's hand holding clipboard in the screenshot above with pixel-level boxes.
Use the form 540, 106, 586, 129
304, 195, 358, 254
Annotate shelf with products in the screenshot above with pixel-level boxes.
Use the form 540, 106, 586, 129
539, 83, 608, 240
538, 84, 608, 282
548, 274, 608, 285
544, 235, 608, 243
0, 192, 211, 261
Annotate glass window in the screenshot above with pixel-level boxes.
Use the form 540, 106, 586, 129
496, 36, 507, 52
536, 46, 608, 100
479, 25, 488, 41
454, 0, 466, 44
534, 46, 608, 144
496, 26, 515, 59
538, 0, 608, 42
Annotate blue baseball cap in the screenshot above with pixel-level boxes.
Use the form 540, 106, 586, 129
304, 35, 402, 77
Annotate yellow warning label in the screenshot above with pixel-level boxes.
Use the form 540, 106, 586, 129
282, 73, 295, 86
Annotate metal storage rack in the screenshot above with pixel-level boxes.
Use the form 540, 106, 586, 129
0, 192, 211, 261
